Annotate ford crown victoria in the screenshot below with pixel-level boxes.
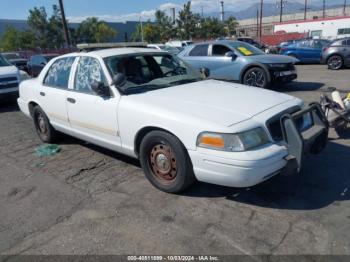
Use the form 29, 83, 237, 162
18, 48, 328, 193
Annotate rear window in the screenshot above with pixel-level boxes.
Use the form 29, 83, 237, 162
189, 44, 209, 56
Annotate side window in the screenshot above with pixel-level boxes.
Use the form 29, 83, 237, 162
212, 45, 231, 56
74, 56, 107, 94
346, 40, 350, 46
43, 57, 75, 89
189, 44, 209, 56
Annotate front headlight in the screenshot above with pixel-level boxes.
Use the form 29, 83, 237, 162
197, 128, 270, 152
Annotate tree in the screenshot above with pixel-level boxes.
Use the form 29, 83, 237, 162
0, 26, 36, 51
47, 4, 65, 48
76, 17, 117, 43
143, 23, 159, 43
176, 2, 200, 40
225, 16, 238, 37
154, 10, 174, 42
197, 17, 225, 40
27, 6, 49, 48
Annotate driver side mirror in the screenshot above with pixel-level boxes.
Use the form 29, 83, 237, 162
199, 67, 210, 78
225, 51, 237, 60
91, 81, 110, 97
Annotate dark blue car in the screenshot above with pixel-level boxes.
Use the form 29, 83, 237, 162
280, 39, 330, 63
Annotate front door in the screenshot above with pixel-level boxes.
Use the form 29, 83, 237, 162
66, 56, 121, 150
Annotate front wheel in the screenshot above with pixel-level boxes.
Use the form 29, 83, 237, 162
243, 67, 269, 88
327, 55, 343, 70
139, 130, 196, 193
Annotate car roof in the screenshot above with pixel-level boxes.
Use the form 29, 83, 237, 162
193, 40, 242, 46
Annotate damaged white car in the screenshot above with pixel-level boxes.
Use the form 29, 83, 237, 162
18, 48, 328, 193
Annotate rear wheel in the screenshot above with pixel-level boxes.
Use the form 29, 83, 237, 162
33, 106, 58, 143
139, 130, 195, 193
327, 55, 343, 70
243, 67, 269, 88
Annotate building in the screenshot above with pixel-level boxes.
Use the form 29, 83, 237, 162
236, 6, 350, 39
274, 16, 350, 39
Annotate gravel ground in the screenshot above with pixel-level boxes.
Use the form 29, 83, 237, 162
0, 64, 350, 257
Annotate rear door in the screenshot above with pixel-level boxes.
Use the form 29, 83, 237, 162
182, 44, 210, 70
38, 56, 76, 129
66, 55, 121, 150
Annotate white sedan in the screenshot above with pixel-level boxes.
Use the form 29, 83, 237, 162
18, 48, 328, 193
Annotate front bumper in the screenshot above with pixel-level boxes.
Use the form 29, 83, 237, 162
189, 103, 328, 188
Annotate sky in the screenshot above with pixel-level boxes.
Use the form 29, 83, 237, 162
0, 0, 347, 22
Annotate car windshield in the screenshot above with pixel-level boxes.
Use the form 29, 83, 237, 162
0, 55, 11, 67
105, 53, 202, 94
3, 53, 21, 60
228, 42, 265, 56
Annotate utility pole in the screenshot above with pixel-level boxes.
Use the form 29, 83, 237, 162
220, 1, 225, 22
276, 0, 286, 23
344, 0, 347, 15
257, 9, 259, 37
323, 0, 326, 18
58, 0, 71, 47
201, 6, 204, 18
304, 0, 308, 20
139, 15, 144, 42
171, 7, 176, 24
259, 0, 263, 42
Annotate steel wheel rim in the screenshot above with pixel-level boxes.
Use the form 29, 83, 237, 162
328, 56, 342, 69
245, 70, 265, 87
149, 144, 177, 183
37, 112, 47, 134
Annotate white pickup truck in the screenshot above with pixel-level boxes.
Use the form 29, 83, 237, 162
0, 54, 21, 100
18, 48, 328, 193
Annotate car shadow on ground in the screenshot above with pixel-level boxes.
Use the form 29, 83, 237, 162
182, 141, 350, 211
271, 82, 324, 92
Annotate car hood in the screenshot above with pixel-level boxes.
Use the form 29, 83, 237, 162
126, 79, 298, 127
0, 65, 19, 76
246, 54, 299, 64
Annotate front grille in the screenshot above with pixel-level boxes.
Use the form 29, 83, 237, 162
266, 106, 300, 142
0, 77, 19, 90
0, 77, 17, 82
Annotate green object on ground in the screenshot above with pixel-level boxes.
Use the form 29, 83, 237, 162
35, 144, 61, 157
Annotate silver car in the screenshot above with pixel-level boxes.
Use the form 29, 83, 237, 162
322, 38, 350, 70
178, 40, 298, 88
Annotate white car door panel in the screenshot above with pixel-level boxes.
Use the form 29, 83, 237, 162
66, 56, 121, 149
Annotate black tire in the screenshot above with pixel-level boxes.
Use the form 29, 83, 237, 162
327, 55, 343, 70
243, 67, 269, 88
32, 106, 59, 143
139, 130, 196, 193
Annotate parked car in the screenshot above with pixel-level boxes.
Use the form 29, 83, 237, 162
321, 38, 350, 70
0, 54, 21, 100
237, 37, 265, 50
27, 54, 58, 77
279, 39, 331, 63
166, 40, 194, 49
178, 40, 298, 88
147, 44, 180, 55
1, 52, 28, 72
18, 48, 328, 193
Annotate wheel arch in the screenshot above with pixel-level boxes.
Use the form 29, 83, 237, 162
326, 53, 345, 64
134, 126, 182, 157
239, 63, 271, 84
28, 101, 40, 118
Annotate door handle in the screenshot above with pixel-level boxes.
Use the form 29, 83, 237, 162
40, 92, 45, 97
67, 98, 76, 104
